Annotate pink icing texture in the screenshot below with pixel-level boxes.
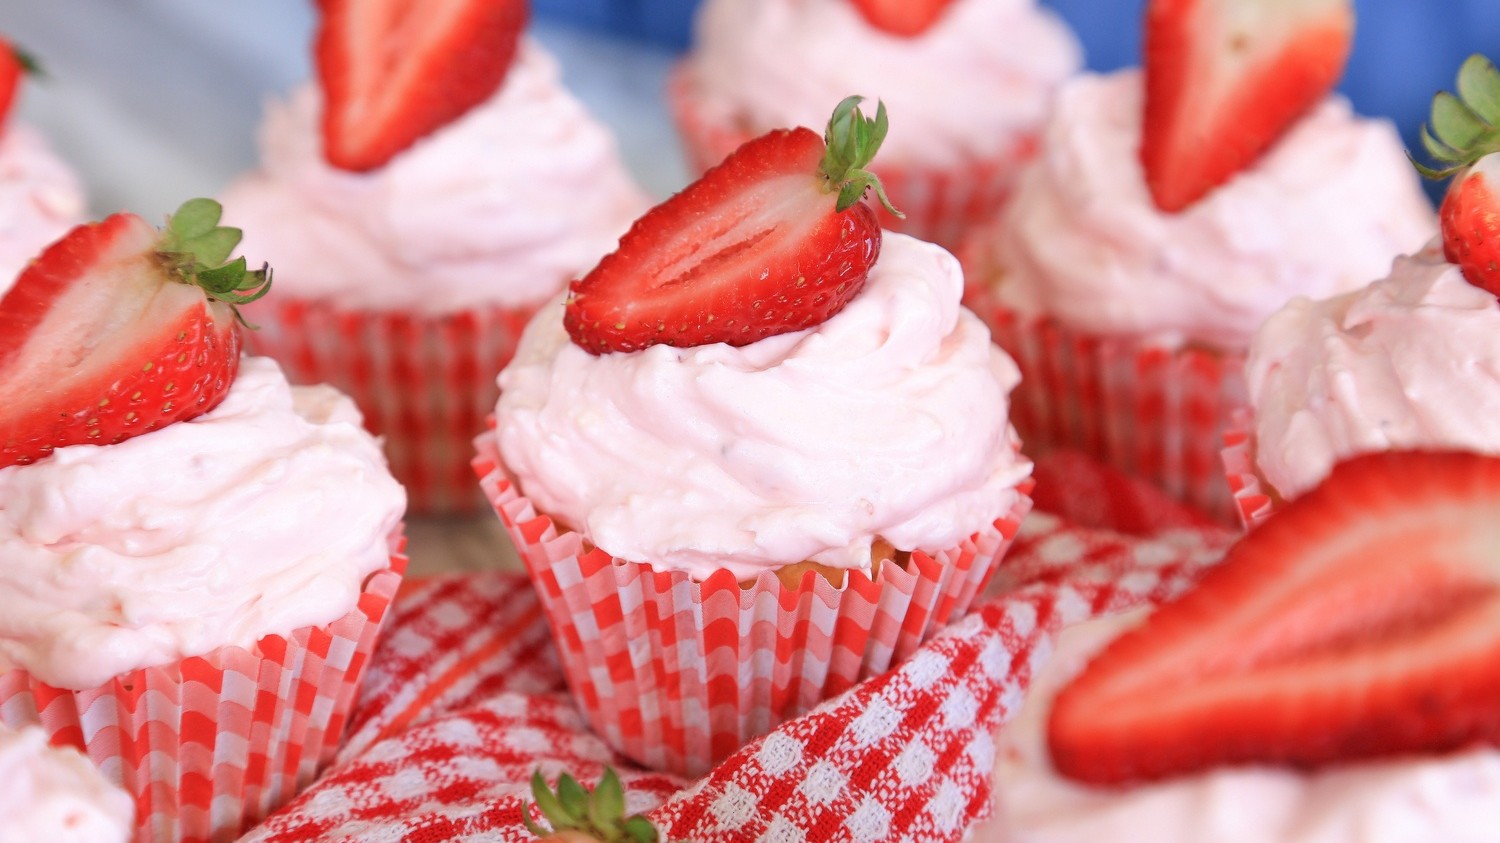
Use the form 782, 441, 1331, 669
221, 40, 647, 315
1248, 243, 1500, 500
0, 122, 85, 294
0, 725, 133, 843
496, 234, 1031, 580
981, 70, 1434, 350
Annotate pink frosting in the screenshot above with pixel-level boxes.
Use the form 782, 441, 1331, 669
495, 233, 1031, 580
0, 122, 85, 294
0, 726, 133, 843
982, 71, 1434, 350
221, 40, 647, 314
0, 357, 405, 690
683, 0, 1080, 169
971, 612, 1500, 843
1247, 243, 1500, 500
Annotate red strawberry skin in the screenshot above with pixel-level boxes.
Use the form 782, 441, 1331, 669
564, 127, 881, 355
317, 0, 527, 172
1049, 450, 1500, 784
1440, 155, 1500, 296
849, 0, 957, 37
1141, 0, 1353, 212
0, 38, 22, 130
0, 215, 240, 468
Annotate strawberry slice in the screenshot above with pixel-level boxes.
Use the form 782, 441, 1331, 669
849, 0, 957, 38
564, 96, 902, 355
1049, 450, 1500, 784
0, 38, 36, 132
317, 0, 527, 171
1414, 55, 1500, 296
1140, 0, 1353, 212
0, 199, 271, 468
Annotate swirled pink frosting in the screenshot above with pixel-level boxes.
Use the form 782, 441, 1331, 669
981, 70, 1434, 350
683, 0, 1080, 169
0, 122, 85, 294
221, 40, 647, 314
0, 726, 133, 843
495, 233, 1031, 579
1247, 244, 1500, 500
0, 357, 405, 689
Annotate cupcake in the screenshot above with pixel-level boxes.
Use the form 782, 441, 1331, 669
1227, 55, 1500, 528
0, 725, 134, 843
669, 0, 1081, 252
974, 451, 1500, 843
476, 100, 1032, 776
0, 37, 85, 291
0, 202, 406, 841
222, 1, 647, 513
964, 0, 1433, 524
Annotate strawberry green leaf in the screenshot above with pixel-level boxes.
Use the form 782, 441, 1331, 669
818, 96, 904, 218
1414, 54, 1500, 182
557, 773, 589, 818
621, 816, 661, 843
1457, 54, 1500, 127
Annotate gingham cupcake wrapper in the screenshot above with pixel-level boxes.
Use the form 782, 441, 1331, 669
977, 296, 1248, 527
475, 428, 1031, 778
247, 298, 537, 514
667, 63, 1032, 253
1222, 412, 1276, 530
0, 538, 407, 843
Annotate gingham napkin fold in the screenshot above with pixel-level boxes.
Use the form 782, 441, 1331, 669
241, 452, 1233, 842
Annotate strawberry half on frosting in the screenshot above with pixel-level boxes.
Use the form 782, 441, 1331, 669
317, 0, 528, 171
1415, 54, 1500, 298
1140, 0, 1353, 212
564, 95, 902, 355
0, 198, 270, 467
1049, 450, 1500, 784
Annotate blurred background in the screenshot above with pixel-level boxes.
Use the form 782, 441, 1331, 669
4, 0, 1498, 218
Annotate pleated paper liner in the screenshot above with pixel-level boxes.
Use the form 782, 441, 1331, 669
0, 536, 407, 843
1222, 412, 1277, 530
667, 63, 1033, 254
475, 427, 1031, 777
973, 293, 1248, 527
246, 297, 538, 515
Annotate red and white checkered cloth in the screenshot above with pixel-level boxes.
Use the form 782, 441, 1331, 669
240, 453, 1233, 842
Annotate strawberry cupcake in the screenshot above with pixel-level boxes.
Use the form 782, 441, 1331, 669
477, 100, 1033, 776
669, 0, 1081, 252
974, 451, 1500, 843
1226, 55, 1500, 527
0, 201, 407, 841
222, 0, 646, 513
965, 0, 1433, 524
0, 725, 134, 843
0, 39, 85, 292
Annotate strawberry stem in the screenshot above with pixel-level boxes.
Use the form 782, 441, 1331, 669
155, 198, 272, 329
522, 767, 662, 842
1412, 54, 1500, 181
819, 96, 904, 218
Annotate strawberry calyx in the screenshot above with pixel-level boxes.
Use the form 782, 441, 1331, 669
1412, 54, 1500, 181
154, 198, 272, 328
523, 767, 661, 843
819, 95, 903, 217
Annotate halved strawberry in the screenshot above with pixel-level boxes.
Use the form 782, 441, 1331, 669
1140, 0, 1353, 212
1414, 54, 1500, 296
0, 199, 271, 468
317, 0, 527, 172
849, 0, 957, 38
1049, 450, 1500, 784
0, 38, 36, 132
564, 96, 901, 355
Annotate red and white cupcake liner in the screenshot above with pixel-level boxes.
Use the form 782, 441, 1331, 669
1222, 412, 1277, 530
247, 298, 538, 514
667, 64, 1034, 253
978, 298, 1248, 526
0, 537, 408, 843
474, 429, 1032, 778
